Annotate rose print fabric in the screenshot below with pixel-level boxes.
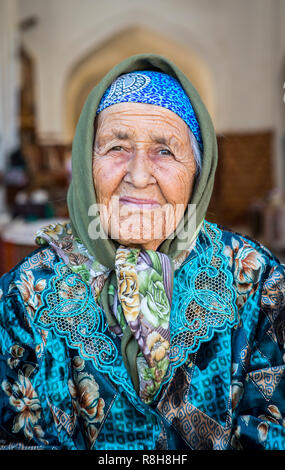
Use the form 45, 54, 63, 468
111, 246, 172, 403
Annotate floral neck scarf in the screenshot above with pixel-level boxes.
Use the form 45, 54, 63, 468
110, 246, 173, 403
36, 222, 197, 403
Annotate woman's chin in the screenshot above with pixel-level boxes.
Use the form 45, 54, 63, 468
114, 236, 161, 251
101, 211, 178, 247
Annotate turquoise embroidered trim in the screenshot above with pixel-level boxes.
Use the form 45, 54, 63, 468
33, 262, 137, 400
33, 221, 238, 402
162, 221, 238, 384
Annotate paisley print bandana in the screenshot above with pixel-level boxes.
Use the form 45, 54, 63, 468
96, 71, 203, 149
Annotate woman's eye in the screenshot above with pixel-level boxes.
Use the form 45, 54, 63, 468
110, 146, 123, 151
159, 148, 173, 156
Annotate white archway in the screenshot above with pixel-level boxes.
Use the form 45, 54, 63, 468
63, 25, 216, 143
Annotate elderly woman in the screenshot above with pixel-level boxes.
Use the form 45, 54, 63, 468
0, 54, 284, 451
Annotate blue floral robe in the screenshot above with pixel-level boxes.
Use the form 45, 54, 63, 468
0, 220, 284, 450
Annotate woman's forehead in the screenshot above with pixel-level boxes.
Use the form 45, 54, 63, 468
96, 102, 189, 136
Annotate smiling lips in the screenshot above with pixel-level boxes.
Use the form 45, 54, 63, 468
119, 196, 161, 209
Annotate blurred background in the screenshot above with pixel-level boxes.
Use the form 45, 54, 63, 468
0, 0, 285, 274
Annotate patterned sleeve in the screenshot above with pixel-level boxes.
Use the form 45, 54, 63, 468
230, 261, 285, 450
0, 269, 57, 450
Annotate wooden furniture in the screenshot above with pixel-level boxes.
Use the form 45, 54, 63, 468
0, 218, 68, 276
207, 131, 274, 228
0, 239, 35, 275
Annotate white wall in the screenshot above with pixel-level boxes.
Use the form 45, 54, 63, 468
0, 0, 20, 211
273, 0, 285, 191
14, 0, 285, 187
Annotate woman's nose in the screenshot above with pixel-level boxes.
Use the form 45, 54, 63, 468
124, 150, 156, 188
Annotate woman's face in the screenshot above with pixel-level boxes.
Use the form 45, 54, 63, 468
93, 102, 196, 250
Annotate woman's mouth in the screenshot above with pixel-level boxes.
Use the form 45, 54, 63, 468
119, 196, 161, 209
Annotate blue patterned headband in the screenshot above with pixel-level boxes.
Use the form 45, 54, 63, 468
96, 70, 203, 149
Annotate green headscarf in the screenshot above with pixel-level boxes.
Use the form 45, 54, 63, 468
66, 53, 218, 400
67, 53, 218, 268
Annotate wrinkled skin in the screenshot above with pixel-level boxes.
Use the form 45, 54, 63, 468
93, 102, 196, 250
